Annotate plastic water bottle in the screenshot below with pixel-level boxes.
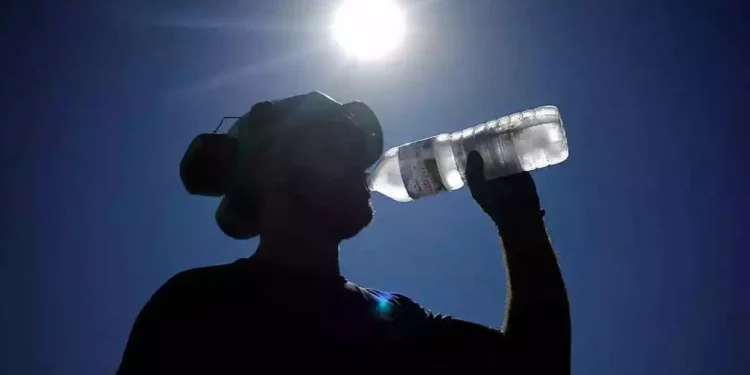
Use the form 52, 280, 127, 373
367, 105, 568, 202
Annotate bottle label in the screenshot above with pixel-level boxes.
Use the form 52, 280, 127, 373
398, 137, 446, 199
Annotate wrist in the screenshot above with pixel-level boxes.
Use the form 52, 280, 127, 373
495, 209, 546, 236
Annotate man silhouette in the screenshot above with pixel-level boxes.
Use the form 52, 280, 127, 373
117, 92, 570, 374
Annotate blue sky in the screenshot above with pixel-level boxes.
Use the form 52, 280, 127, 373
2, 0, 748, 374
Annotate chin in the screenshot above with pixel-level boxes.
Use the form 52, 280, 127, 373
297, 186, 374, 239
331, 200, 373, 240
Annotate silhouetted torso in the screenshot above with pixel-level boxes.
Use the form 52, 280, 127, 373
118, 257, 511, 374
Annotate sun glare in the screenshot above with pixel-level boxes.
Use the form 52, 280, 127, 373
331, 0, 406, 60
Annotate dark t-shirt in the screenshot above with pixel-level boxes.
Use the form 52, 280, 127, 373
118, 257, 512, 374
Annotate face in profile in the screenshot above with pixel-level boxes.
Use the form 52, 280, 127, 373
277, 116, 375, 239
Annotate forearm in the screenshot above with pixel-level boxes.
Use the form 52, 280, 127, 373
499, 215, 571, 373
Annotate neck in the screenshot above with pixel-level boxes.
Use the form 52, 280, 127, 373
253, 219, 342, 276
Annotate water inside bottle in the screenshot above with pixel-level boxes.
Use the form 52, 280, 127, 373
368, 106, 568, 202
453, 106, 568, 182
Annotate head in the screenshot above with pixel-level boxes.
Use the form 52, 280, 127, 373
209, 92, 383, 242
255, 109, 375, 240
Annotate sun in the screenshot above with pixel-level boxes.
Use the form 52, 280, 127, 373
331, 0, 406, 60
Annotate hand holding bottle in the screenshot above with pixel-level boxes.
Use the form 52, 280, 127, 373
465, 151, 544, 229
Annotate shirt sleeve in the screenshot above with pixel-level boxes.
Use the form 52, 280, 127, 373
116, 272, 200, 375
388, 293, 515, 370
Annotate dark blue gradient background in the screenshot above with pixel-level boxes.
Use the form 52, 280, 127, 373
2, 1, 748, 374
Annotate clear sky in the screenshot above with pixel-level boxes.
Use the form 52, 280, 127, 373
2, 0, 748, 374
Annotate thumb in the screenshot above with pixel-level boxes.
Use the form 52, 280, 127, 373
465, 151, 487, 191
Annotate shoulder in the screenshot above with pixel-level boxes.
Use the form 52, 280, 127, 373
119, 262, 245, 373
163, 262, 240, 290
144, 261, 245, 313
128, 262, 246, 338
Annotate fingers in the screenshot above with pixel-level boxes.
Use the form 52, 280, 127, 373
465, 151, 493, 204
465, 151, 486, 188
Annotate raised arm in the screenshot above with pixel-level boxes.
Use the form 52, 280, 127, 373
466, 151, 571, 375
